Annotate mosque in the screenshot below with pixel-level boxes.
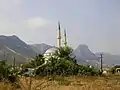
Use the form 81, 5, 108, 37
43, 22, 68, 64
20, 24, 68, 76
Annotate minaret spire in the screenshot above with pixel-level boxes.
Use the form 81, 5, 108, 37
64, 29, 67, 47
58, 21, 61, 48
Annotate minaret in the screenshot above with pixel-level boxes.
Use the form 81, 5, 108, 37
58, 22, 61, 48
64, 29, 67, 47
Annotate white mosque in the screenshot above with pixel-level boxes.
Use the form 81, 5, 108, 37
43, 22, 67, 64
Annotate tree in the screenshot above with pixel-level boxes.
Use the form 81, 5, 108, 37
54, 46, 76, 63
23, 54, 44, 68
0, 60, 11, 80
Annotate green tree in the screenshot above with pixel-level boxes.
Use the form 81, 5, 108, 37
23, 54, 44, 68
0, 60, 11, 80
54, 46, 76, 63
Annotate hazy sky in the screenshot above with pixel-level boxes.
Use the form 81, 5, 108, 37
0, 0, 120, 54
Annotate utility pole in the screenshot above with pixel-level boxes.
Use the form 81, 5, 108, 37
100, 54, 103, 72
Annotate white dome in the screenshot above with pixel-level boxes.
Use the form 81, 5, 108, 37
44, 48, 58, 55
43, 47, 58, 64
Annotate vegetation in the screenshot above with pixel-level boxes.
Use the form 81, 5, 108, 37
23, 54, 44, 68
0, 46, 101, 80
109, 65, 120, 74
0, 75, 120, 90
34, 46, 100, 76
110, 67, 116, 74
0, 46, 118, 90
0, 60, 13, 81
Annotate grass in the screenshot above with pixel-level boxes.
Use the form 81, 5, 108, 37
0, 74, 120, 90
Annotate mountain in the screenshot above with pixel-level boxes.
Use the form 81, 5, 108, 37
1, 35, 120, 66
0, 46, 26, 64
73, 44, 99, 65
73, 44, 120, 66
29, 43, 53, 55
0, 35, 36, 64
96, 53, 120, 66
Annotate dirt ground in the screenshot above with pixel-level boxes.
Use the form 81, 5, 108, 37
0, 74, 120, 90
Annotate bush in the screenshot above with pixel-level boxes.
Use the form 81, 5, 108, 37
110, 67, 116, 74
77, 65, 100, 76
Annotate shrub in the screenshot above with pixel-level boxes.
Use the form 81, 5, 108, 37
110, 67, 116, 74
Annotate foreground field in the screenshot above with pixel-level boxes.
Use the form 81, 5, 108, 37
0, 74, 120, 90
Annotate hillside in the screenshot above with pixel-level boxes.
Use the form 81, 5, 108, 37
73, 44, 99, 65
0, 35, 36, 64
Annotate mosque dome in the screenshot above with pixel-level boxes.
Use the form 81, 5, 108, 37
43, 47, 58, 64
44, 47, 58, 56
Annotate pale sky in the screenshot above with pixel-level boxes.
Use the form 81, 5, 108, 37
0, 0, 120, 54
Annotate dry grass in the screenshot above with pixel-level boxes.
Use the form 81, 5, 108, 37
0, 74, 120, 90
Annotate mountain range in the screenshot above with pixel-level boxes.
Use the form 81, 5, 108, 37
0, 35, 36, 64
0, 35, 120, 66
